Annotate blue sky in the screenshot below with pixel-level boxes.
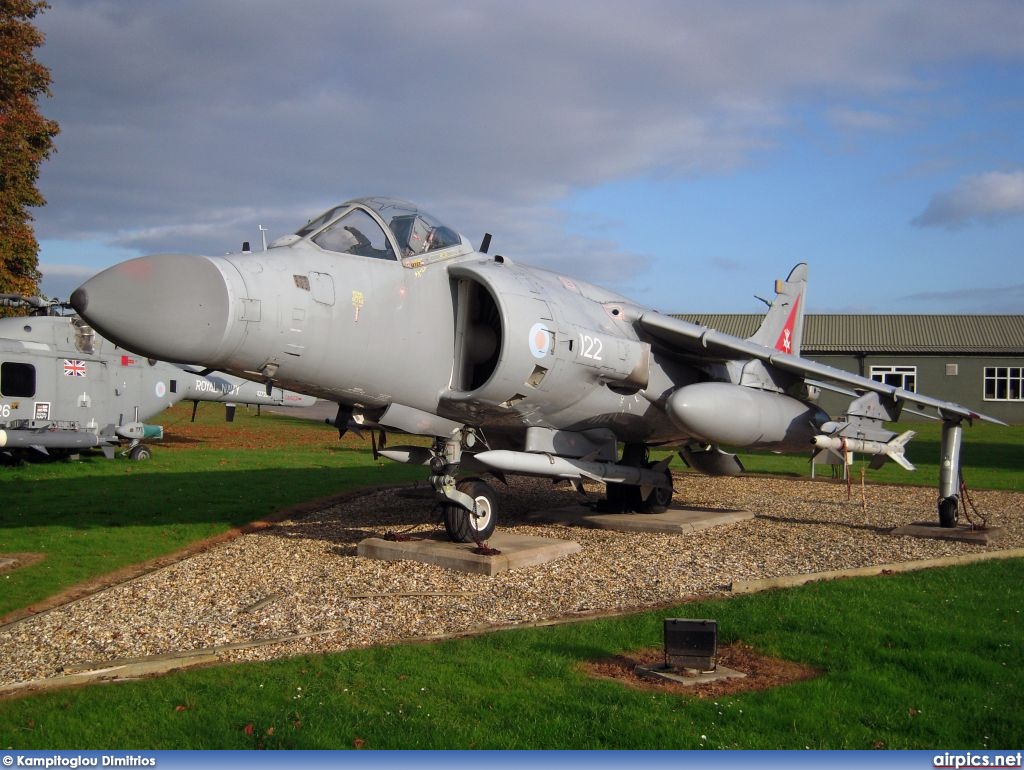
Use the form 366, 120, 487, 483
31, 0, 1024, 313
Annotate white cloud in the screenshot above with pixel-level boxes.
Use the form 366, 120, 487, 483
29, 0, 1024, 300
38, 263, 98, 278
912, 171, 1024, 228
710, 257, 748, 272
38, 263, 102, 302
36, 3, 1024, 206
827, 106, 903, 132
899, 282, 1024, 312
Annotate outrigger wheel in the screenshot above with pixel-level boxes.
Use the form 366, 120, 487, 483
938, 496, 959, 528
442, 478, 498, 542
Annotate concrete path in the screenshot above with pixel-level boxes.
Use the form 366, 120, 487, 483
890, 522, 1003, 545
525, 503, 755, 534
357, 531, 581, 575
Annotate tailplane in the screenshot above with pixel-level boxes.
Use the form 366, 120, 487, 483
747, 263, 807, 356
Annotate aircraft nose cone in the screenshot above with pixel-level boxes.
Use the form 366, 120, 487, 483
72, 254, 240, 364
68, 286, 89, 315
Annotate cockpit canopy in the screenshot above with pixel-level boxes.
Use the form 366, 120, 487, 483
291, 197, 466, 264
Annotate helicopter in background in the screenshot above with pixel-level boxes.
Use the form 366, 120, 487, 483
0, 294, 313, 461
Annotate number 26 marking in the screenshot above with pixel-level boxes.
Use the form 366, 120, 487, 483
580, 334, 603, 361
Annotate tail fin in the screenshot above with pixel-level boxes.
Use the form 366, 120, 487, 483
874, 429, 917, 472
747, 263, 807, 356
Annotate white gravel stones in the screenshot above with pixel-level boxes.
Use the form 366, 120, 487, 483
1, 474, 1021, 687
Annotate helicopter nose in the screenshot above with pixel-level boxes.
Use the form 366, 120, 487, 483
71, 254, 244, 364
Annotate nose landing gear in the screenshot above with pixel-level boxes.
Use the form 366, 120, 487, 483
429, 433, 499, 543
442, 478, 498, 542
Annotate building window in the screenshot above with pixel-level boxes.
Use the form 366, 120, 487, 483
870, 365, 917, 392
984, 366, 1023, 401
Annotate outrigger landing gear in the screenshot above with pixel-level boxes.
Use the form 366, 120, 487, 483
937, 419, 963, 528
429, 434, 497, 543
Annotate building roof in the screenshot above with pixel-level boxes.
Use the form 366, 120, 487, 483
671, 314, 1024, 354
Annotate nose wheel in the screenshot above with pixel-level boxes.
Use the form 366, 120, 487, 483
442, 478, 498, 542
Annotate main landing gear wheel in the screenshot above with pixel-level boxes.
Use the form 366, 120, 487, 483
603, 443, 673, 513
603, 470, 673, 513
638, 467, 674, 514
938, 496, 959, 528
443, 478, 498, 543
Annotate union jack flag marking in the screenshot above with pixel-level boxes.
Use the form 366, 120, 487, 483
63, 359, 87, 377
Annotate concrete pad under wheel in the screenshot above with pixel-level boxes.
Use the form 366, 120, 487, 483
526, 504, 755, 535
890, 522, 1003, 545
357, 532, 581, 575
634, 663, 747, 687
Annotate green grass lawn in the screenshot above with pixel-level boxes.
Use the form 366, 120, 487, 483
1, 403, 1022, 748
1, 558, 1020, 749
3, 406, 1021, 620
733, 421, 1024, 491
0, 404, 422, 618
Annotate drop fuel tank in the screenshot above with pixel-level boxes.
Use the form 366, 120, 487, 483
666, 382, 828, 451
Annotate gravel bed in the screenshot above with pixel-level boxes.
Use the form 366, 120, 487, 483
1, 474, 1021, 687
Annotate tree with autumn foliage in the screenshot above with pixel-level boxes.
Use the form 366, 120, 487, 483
0, 0, 59, 306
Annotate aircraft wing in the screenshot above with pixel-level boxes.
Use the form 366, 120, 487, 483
634, 310, 1005, 425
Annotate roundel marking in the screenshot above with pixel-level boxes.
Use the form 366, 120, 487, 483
155, 381, 167, 398
529, 322, 551, 359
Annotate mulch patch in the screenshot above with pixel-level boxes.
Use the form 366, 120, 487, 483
157, 409, 359, 451
0, 553, 46, 574
580, 641, 820, 698
0, 485, 401, 629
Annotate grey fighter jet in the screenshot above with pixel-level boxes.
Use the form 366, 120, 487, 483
70, 197, 1002, 539
0, 295, 313, 461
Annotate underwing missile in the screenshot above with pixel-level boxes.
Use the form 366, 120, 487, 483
474, 449, 671, 492
377, 446, 433, 465
0, 428, 105, 450
811, 430, 917, 471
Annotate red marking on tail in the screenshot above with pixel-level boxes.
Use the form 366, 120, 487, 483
774, 293, 802, 354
